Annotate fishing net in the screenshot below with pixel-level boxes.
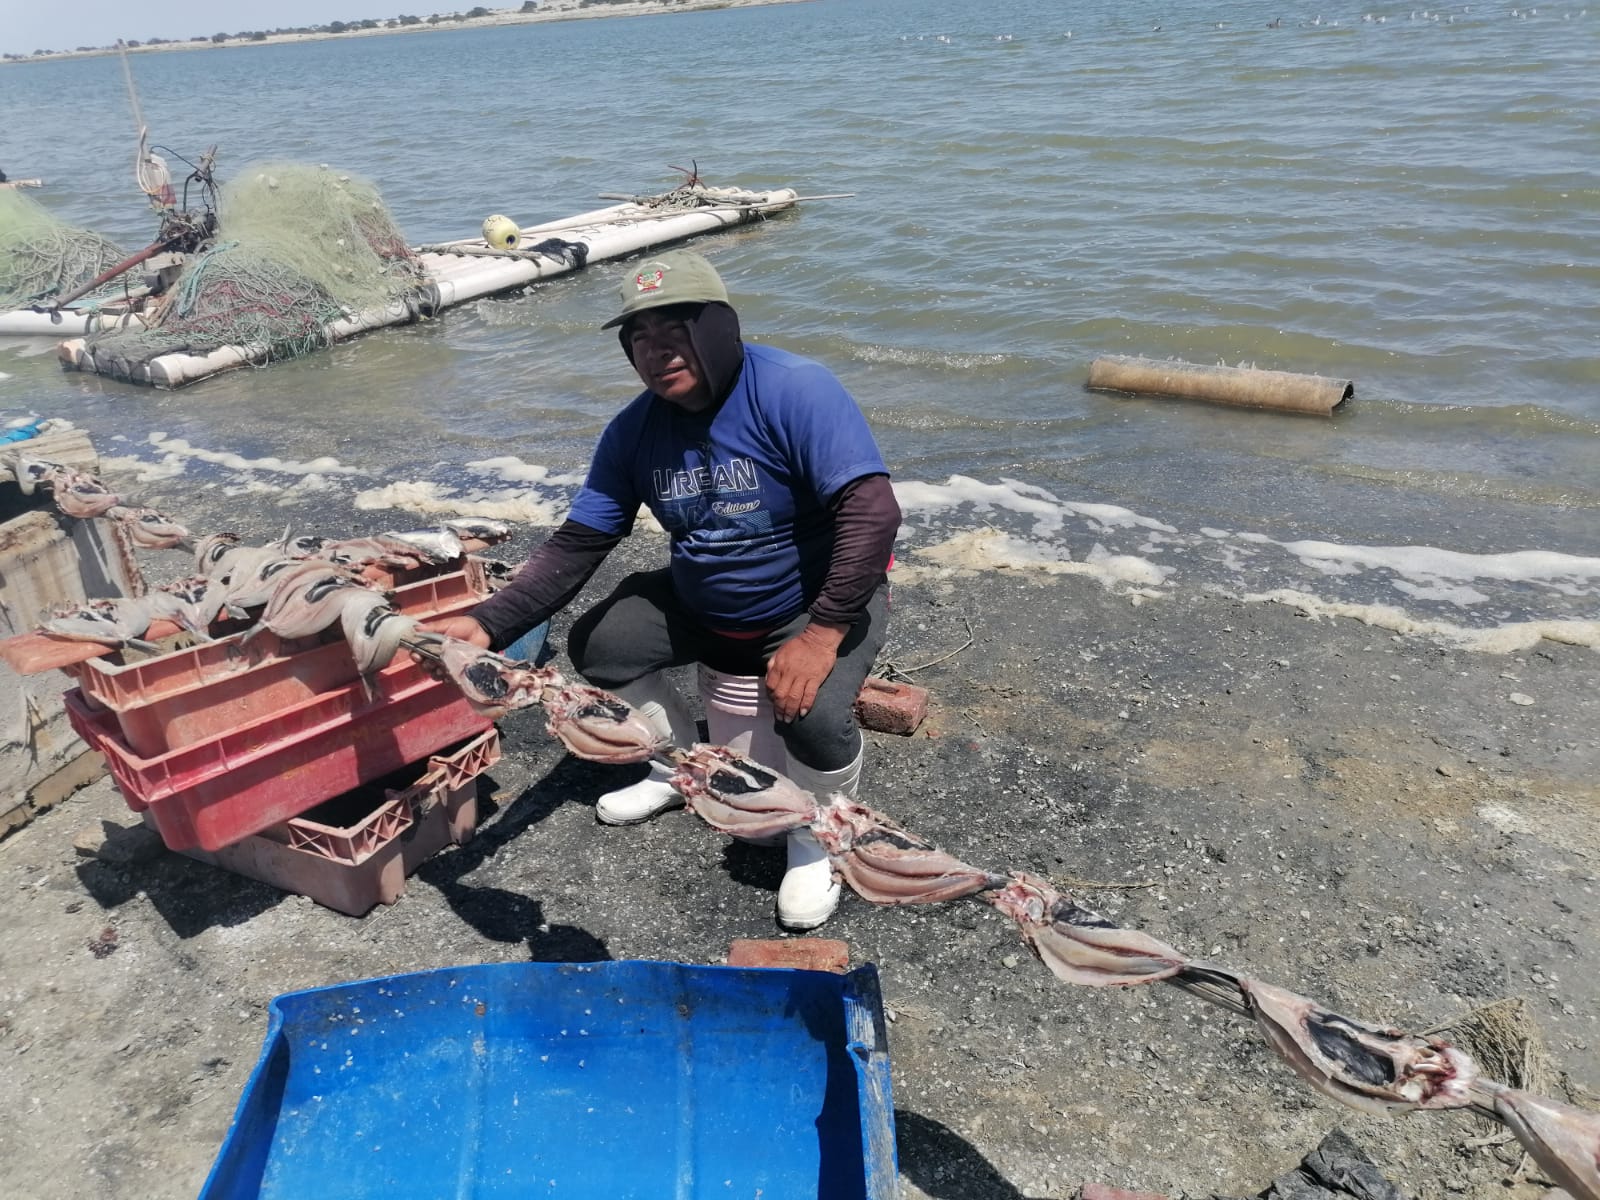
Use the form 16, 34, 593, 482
87, 162, 423, 365
1426, 995, 1555, 1095
0, 189, 130, 308
1426, 995, 1560, 1150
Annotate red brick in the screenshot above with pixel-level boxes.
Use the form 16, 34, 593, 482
727, 938, 850, 974
854, 677, 928, 736
1080, 1184, 1169, 1200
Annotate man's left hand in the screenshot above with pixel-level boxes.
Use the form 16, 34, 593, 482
767, 620, 848, 723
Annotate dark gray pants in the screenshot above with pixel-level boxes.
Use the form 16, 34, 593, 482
567, 569, 889, 772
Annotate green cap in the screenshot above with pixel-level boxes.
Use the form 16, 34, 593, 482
601, 249, 729, 329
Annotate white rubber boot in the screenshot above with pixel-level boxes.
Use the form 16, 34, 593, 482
776, 747, 862, 930
595, 672, 697, 826
697, 666, 789, 845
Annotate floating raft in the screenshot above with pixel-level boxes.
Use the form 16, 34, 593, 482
55, 185, 800, 389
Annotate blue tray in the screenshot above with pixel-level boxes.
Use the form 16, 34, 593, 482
200, 960, 898, 1199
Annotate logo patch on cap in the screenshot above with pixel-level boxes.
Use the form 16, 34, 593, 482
633, 267, 666, 294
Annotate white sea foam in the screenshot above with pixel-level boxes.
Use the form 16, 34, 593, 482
1391, 579, 1490, 606
223, 478, 292, 498
466, 456, 586, 487
853, 344, 1009, 371
1274, 539, 1600, 589
897, 528, 1168, 595
353, 479, 566, 525
1243, 588, 1600, 652
98, 452, 189, 483
1085, 542, 1171, 588
891, 474, 1593, 653
895, 475, 1176, 539
146, 433, 362, 477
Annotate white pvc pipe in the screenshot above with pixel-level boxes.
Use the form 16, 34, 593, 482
2, 309, 147, 337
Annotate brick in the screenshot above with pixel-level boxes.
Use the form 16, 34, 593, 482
854, 677, 928, 736
1080, 1184, 1169, 1200
727, 938, 850, 974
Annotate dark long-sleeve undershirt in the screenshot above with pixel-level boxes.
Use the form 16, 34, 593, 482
468, 473, 900, 651
469, 520, 622, 651
809, 473, 900, 626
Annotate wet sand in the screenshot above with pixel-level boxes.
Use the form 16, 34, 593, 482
0, 480, 1596, 1199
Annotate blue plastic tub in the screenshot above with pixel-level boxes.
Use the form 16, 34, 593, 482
199, 960, 898, 1199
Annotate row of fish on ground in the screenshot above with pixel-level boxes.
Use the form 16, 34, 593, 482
6, 452, 1598, 1200
433, 654, 1600, 1200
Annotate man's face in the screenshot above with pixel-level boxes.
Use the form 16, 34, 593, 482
626, 309, 711, 412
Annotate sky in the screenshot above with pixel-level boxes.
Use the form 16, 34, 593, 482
0, 1, 418, 56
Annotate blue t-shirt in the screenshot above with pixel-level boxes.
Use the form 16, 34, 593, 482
569, 343, 887, 630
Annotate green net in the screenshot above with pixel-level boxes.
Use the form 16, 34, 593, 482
0, 189, 130, 308
88, 162, 422, 365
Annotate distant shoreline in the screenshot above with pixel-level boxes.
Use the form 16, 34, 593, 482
1, 0, 813, 64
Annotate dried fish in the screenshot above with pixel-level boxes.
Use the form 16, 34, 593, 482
219, 555, 323, 618
107, 506, 191, 551
338, 596, 416, 676
248, 564, 380, 642
442, 517, 512, 545
4, 455, 68, 496
194, 532, 243, 576
1470, 1081, 1600, 1200
145, 576, 230, 637
1241, 977, 1478, 1114
313, 537, 418, 570
407, 633, 560, 718
813, 799, 1003, 904
983, 873, 1189, 987
39, 598, 159, 652
50, 470, 121, 519
381, 528, 465, 563
542, 682, 666, 764
670, 745, 819, 838
271, 529, 329, 559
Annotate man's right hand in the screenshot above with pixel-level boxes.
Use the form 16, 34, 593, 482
423, 616, 492, 648
409, 615, 491, 675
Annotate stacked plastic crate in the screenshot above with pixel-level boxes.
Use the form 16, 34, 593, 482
62, 555, 500, 914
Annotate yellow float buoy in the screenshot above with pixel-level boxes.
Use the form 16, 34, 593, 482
482, 214, 520, 250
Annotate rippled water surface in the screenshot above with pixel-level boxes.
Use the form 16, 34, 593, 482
2, 0, 1595, 625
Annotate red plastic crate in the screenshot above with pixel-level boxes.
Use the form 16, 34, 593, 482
163, 729, 500, 916
284, 727, 500, 862
65, 562, 488, 758
66, 664, 494, 852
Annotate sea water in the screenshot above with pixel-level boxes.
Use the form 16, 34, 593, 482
1, 0, 1596, 644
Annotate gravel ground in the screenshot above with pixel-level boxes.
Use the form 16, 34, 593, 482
1, 489, 1596, 1200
